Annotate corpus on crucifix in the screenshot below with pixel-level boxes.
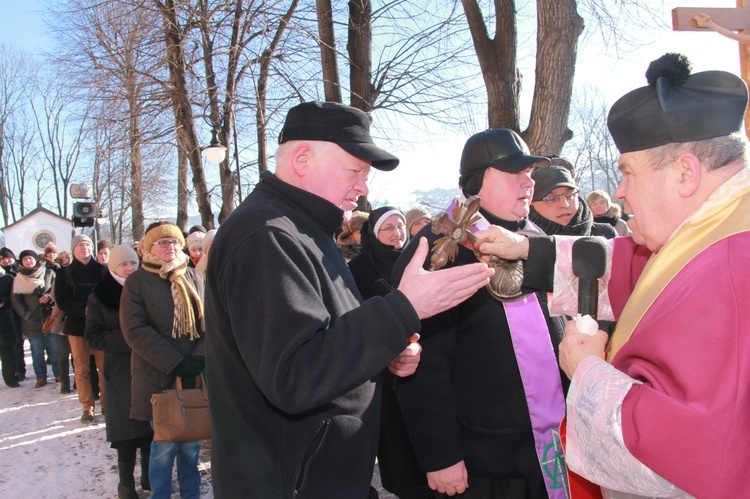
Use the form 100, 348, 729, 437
673, 2, 750, 138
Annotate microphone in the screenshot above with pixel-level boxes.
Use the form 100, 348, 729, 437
572, 237, 607, 319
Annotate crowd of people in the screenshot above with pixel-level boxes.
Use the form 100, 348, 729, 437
2, 49, 750, 499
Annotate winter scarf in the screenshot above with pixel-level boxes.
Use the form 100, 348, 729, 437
141, 251, 203, 340
12, 260, 46, 295
528, 195, 594, 236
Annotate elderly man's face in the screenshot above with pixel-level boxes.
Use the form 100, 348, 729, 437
477, 166, 535, 221
614, 150, 680, 252
305, 143, 370, 212
532, 186, 579, 226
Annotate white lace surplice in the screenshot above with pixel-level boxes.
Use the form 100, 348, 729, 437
566, 356, 693, 499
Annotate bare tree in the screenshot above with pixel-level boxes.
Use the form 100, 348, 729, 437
563, 84, 620, 196
0, 47, 30, 225
29, 67, 88, 219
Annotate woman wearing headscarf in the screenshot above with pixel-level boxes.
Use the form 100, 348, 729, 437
348, 206, 431, 499
85, 245, 152, 499
11, 249, 59, 388
120, 222, 205, 499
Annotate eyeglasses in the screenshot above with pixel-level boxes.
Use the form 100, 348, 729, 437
541, 190, 578, 204
379, 223, 407, 233
154, 239, 182, 248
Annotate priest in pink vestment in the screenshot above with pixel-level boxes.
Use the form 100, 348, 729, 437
474, 53, 750, 498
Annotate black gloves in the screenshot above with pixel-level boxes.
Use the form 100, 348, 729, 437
173, 356, 205, 378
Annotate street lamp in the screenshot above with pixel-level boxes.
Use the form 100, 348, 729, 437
203, 128, 227, 165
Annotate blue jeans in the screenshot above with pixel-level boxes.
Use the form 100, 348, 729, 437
28, 334, 59, 381
148, 432, 200, 499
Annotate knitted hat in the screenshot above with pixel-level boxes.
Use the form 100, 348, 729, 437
0, 247, 16, 260
202, 229, 217, 252
71, 234, 93, 251
44, 242, 58, 255
404, 206, 432, 233
186, 231, 205, 251
143, 222, 184, 253
368, 205, 406, 236
108, 244, 139, 273
18, 249, 38, 263
608, 53, 748, 153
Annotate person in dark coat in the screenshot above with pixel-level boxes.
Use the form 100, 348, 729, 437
11, 250, 58, 388
349, 206, 433, 499
529, 166, 618, 239
392, 129, 567, 498
1, 247, 25, 382
0, 267, 19, 388
55, 234, 107, 420
86, 244, 152, 499
204, 101, 492, 499
121, 222, 205, 499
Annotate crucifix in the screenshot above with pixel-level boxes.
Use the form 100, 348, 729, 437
673, 1, 750, 138
429, 195, 526, 301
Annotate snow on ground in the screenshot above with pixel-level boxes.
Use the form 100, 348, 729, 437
0, 343, 393, 498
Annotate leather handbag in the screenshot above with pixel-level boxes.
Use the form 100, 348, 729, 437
42, 305, 65, 335
151, 374, 211, 442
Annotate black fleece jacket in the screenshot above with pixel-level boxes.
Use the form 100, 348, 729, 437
205, 171, 421, 499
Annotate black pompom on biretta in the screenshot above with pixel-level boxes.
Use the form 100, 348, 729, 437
607, 53, 748, 153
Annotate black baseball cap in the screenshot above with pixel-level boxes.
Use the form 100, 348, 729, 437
532, 166, 578, 202
278, 101, 399, 171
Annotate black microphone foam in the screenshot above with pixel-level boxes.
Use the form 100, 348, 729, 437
572, 237, 607, 318
572, 237, 607, 281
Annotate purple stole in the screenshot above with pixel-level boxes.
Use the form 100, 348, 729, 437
446, 197, 568, 497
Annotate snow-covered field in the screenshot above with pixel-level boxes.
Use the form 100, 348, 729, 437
0, 344, 392, 498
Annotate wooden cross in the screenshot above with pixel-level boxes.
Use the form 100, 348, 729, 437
673, 1, 750, 138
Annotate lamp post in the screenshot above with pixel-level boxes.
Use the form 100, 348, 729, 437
203, 128, 228, 165
202, 105, 243, 205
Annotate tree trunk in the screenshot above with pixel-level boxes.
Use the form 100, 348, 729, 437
524, 0, 583, 155
461, 0, 520, 131
348, 0, 374, 112
256, 0, 300, 176
176, 122, 189, 231
156, 0, 215, 230
128, 87, 145, 241
317, 0, 342, 102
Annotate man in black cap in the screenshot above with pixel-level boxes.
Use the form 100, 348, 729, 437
529, 166, 616, 239
204, 101, 493, 498
475, 53, 750, 497
392, 128, 568, 498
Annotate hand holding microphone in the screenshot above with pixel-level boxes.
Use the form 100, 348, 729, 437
559, 237, 609, 378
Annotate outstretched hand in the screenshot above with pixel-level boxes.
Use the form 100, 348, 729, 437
474, 225, 530, 261
398, 238, 493, 320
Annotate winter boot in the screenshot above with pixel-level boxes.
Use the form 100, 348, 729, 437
117, 459, 138, 499
139, 447, 151, 491
60, 378, 71, 394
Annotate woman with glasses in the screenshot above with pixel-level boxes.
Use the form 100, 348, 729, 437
348, 206, 431, 499
120, 222, 205, 499
529, 166, 617, 239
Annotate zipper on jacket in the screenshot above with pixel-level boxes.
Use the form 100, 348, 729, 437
292, 419, 331, 498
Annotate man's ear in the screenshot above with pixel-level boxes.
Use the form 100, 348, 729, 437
676, 153, 701, 198
290, 143, 313, 177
